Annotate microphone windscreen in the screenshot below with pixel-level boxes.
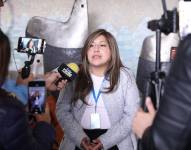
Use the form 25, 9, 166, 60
67, 63, 79, 74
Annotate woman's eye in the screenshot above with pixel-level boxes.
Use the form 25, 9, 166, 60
100, 44, 106, 47
89, 44, 94, 47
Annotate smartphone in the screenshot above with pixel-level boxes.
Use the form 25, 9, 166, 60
17, 37, 46, 54
28, 80, 46, 114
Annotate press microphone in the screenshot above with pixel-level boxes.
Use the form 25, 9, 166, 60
54, 63, 79, 85
58, 63, 79, 81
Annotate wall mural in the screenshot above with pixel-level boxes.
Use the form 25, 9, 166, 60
0, 0, 163, 76
26, 0, 88, 72
98, 20, 152, 74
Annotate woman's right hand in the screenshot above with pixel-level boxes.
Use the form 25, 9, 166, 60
81, 137, 93, 150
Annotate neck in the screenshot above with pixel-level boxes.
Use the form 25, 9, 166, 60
89, 66, 106, 77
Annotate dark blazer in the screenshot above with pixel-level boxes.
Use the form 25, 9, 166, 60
140, 34, 191, 150
0, 88, 55, 150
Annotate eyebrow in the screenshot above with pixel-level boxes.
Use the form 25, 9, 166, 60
92, 41, 107, 43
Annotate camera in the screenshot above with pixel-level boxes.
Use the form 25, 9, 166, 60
17, 37, 46, 79
17, 37, 46, 54
28, 80, 46, 114
148, 9, 179, 35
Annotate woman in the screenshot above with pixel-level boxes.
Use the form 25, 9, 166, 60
26, 38, 35, 53
56, 29, 140, 150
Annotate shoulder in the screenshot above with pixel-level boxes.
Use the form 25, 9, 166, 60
0, 88, 25, 115
120, 67, 135, 80
118, 67, 137, 88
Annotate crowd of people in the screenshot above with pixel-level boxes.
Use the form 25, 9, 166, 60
1, 26, 191, 150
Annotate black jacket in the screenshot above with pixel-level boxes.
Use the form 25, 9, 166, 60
140, 34, 191, 150
0, 88, 55, 150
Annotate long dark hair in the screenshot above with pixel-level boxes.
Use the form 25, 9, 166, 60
27, 39, 33, 48
0, 30, 11, 87
72, 29, 124, 104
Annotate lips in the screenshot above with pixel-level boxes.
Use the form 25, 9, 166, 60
92, 55, 101, 59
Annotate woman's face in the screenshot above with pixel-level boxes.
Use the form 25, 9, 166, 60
29, 40, 34, 48
87, 35, 111, 70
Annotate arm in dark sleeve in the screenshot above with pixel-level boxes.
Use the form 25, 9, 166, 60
1, 98, 55, 150
139, 126, 155, 150
140, 78, 191, 150
32, 121, 56, 150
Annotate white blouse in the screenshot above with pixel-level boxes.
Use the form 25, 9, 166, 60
80, 73, 111, 129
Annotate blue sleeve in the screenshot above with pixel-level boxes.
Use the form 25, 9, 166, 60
2, 79, 28, 105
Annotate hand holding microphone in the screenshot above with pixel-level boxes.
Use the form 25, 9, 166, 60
45, 71, 67, 91
58, 63, 79, 81
54, 63, 79, 86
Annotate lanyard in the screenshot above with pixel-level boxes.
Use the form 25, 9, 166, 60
92, 87, 102, 104
92, 78, 105, 113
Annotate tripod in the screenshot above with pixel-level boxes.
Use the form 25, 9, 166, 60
137, 0, 179, 149
142, 0, 178, 111
142, 29, 165, 111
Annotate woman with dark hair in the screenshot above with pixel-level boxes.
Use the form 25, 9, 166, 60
26, 38, 35, 53
0, 29, 65, 149
56, 29, 140, 150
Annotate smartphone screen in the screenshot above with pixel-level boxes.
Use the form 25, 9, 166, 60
28, 81, 46, 114
17, 37, 46, 54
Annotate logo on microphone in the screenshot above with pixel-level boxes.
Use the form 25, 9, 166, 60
62, 67, 72, 77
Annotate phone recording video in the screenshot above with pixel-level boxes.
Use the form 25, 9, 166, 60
28, 81, 46, 114
17, 37, 46, 54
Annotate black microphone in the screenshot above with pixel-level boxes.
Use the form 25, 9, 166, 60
54, 63, 79, 85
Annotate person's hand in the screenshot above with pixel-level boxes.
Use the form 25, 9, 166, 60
44, 71, 67, 91
80, 137, 93, 150
133, 97, 156, 138
16, 70, 34, 85
91, 138, 103, 150
35, 103, 51, 123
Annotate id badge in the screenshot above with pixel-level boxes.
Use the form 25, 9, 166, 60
90, 113, 100, 129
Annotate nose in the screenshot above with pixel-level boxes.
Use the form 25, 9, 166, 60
93, 44, 100, 52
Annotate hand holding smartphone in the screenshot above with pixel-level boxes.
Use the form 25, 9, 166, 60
28, 80, 46, 114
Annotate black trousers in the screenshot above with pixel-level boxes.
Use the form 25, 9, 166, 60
75, 129, 119, 150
